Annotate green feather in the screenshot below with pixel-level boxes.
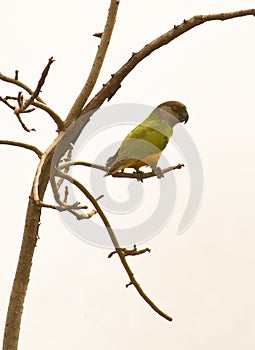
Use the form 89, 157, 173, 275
108, 109, 173, 165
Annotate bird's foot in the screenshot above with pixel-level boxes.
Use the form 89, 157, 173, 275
154, 167, 164, 179
133, 170, 144, 182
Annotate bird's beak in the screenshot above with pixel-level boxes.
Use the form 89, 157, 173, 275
181, 109, 189, 124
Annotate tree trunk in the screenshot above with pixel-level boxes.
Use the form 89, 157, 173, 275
2, 167, 50, 350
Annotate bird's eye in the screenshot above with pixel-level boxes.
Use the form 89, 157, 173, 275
172, 105, 178, 111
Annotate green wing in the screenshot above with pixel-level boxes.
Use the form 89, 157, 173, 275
116, 119, 173, 160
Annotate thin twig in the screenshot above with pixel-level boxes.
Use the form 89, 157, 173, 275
16, 57, 55, 113
54, 168, 173, 322
0, 140, 42, 158
14, 112, 35, 132
64, 0, 120, 126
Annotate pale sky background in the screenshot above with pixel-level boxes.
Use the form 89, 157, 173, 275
1, 0, 255, 349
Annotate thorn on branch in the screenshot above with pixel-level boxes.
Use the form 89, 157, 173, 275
15, 70, 19, 80
93, 32, 103, 38
183, 19, 187, 23
126, 282, 133, 288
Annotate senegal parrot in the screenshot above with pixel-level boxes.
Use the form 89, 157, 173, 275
105, 101, 189, 179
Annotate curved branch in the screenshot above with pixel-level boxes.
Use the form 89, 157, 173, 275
31, 101, 64, 131
54, 168, 173, 322
0, 140, 42, 158
73, 8, 255, 125
65, 0, 120, 125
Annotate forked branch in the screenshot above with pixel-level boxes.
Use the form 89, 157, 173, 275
0, 58, 64, 131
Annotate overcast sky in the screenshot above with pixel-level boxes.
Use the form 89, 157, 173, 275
1, 1, 255, 349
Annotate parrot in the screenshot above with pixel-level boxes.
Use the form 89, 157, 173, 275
105, 101, 189, 179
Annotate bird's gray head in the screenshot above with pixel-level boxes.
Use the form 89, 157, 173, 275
157, 101, 189, 126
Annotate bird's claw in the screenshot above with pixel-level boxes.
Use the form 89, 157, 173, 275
133, 170, 144, 182
154, 167, 164, 179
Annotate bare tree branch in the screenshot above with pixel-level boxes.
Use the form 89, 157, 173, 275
0, 140, 42, 158
65, 0, 120, 125
4, 96, 64, 131
58, 160, 185, 180
13, 58, 55, 130
54, 168, 173, 322
0, 72, 45, 104
75, 8, 255, 126
14, 111, 36, 132
1, 58, 64, 131
19, 57, 55, 112
31, 100, 64, 131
